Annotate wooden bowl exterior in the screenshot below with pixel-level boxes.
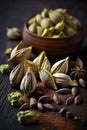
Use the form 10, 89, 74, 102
23, 17, 84, 56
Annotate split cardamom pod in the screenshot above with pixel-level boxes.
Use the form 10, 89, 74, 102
20, 68, 37, 97
51, 57, 69, 74
9, 62, 24, 87
8, 46, 32, 64
10, 41, 24, 58
33, 51, 46, 69
39, 69, 57, 90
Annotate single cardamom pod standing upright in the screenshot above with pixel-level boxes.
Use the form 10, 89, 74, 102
9, 62, 24, 87
33, 51, 46, 69
20, 68, 37, 97
39, 69, 57, 90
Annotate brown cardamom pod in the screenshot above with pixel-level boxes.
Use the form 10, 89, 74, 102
65, 96, 74, 105
71, 87, 79, 97
74, 95, 82, 105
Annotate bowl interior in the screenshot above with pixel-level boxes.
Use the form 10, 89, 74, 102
23, 16, 84, 57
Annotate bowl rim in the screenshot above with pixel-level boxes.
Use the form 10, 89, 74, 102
24, 14, 83, 40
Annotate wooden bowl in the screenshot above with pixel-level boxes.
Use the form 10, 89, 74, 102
23, 16, 84, 57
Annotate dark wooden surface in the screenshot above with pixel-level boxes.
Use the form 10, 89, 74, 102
0, 0, 87, 130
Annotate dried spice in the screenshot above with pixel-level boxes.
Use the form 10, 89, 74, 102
43, 103, 56, 111
19, 102, 29, 110
29, 97, 37, 108
0, 64, 10, 74
56, 88, 71, 94
59, 107, 67, 115
17, 110, 36, 124
6, 27, 22, 40
70, 66, 86, 79
71, 87, 79, 97
52, 93, 62, 105
7, 91, 22, 106
78, 78, 86, 87
65, 96, 74, 105
74, 95, 82, 105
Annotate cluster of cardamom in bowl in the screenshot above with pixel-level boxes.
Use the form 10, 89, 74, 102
27, 8, 79, 38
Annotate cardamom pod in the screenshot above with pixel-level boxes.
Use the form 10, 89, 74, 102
9, 62, 24, 87
10, 41, 24, 58
35, 14, 42, 24
28, 23, 37, 33
53, 73, 78, 87
51, 57, 69, 74
40, 18, 53, 29
41, 56, 51, 71
65, 14, 79, 30
55, 20, 65, 32
6, 27, 22, 40
41, 8, 49, 18
39, 69, 57, 90
17, 110, 36, 124
20, 68, 37, 97
33, 51, 46, 69
8, 46, 32, 64
37, 26, 43, 36
49, 10, 64, 24
24, 59, 38, 77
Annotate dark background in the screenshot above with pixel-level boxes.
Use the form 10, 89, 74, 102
0, 0, 87, 130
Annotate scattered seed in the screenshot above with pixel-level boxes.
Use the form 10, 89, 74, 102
78, 78, 86, 87
19, 102, 29, 110
59, 107, 67, 115
43, 103, 55, 111
74, 95, 82, 105
52, 93, 62, 105
38, 95, 52, 103
37, 102, 43, 111
65, 96, 74, 105
66, 111, 74, 118
71, 87, 79, 97
29, 97, 37, 108
74, 116, 81, 121
56, 88, 71, 94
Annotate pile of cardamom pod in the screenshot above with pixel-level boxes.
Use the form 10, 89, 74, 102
27, 8, 79, 38
0, 40, 86, 124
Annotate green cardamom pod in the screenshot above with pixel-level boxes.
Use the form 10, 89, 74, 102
49, 10, 64, 24
51, 57, 69, 74
41, 56, 51, 71
20, 68, 37, 97
39, 69, 57, 90
40, 18, 53, 29
33, 51, 46, 69
6, 27, 22, 40
9, 62, 24, 87
10, 41, 24, 58
8, 46, 32, 64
